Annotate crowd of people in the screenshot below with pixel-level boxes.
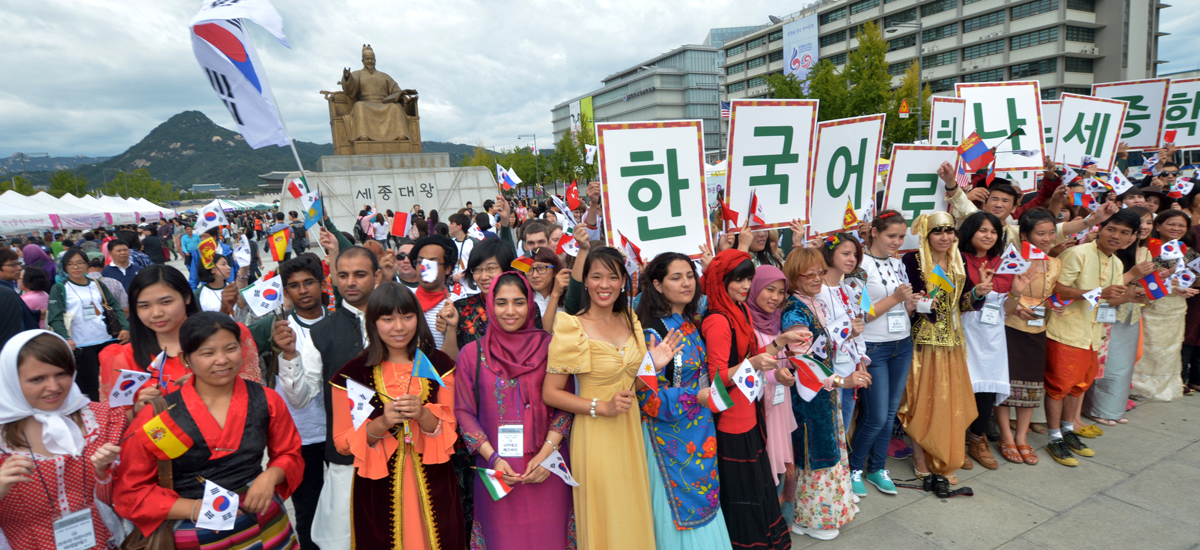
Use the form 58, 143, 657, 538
0, 145, 1198, 550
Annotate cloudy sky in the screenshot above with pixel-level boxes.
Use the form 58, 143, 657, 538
1, 0, 1196, 159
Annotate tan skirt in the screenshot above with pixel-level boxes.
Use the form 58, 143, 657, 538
898, 344, 978, 476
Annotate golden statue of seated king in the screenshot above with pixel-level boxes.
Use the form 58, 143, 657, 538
321, 44, 422, 155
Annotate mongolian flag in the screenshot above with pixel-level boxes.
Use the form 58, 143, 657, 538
138, 410, 194, 460
267, 228, 289, 261
197, 235, 218, 270
412, 349, 446, 387
957, 131, 995, 172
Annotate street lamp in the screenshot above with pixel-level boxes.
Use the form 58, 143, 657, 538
13, 152, 47, 190
516, 134, 542, 195
886, 22, 924, 141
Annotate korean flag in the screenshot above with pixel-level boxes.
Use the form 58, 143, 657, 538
197, 479, 239, 531
239, 275, 284, 317
345, 377, 376, 429
108, 370, 152, 408
1174, 269, 1197, 290
1160, 240, 1185, 261
996, 243, 1031, 275
539, 450, 580, 487
731, 359, 763, 402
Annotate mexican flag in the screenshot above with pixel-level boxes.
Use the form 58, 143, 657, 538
709, 379, 735, 412
790, 355, 832, 403
477, 468, 513, 501
286, 177, 308, 198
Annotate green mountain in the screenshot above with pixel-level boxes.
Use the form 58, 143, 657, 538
38, 111, 489, 192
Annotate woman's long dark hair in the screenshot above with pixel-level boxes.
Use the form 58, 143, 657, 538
197, 254, 228, 285
362, 282, 436, 367
636, 252, 700, 323
576, 247, 634, 333
957, 211, 1007, 257
129, 265, 199, 367
179, 311, 241, 359
1117, 206, 1152, 272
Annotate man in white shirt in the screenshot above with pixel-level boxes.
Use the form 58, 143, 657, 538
447, 213, 476, 279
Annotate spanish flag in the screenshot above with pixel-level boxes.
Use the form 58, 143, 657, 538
138, 410, 193, 460
268, 228, 289, 262
197, 236, 218, 270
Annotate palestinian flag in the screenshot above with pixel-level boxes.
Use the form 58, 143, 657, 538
708, 379, 735, 413
138, 410, 193, 460
790, 355, 832, 403
477, 468, 513, 501
268, 228, 289, 262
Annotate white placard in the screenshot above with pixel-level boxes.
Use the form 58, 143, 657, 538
1091, 78, 1171, 151
881, 145, 956, 251
1041, 100, 1061, 154
957, 81, 1046, 172
998, 169, 1039, 193
726, 99, 818, 230
930, 97, 965, 147
1053, 93, 1128, 174
598, 121, 713, 261
807, 114, 885, 238
1164, 78, 1200, 150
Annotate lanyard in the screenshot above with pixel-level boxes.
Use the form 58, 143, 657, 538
66, 281, 100, 315
20, 431, 59, 517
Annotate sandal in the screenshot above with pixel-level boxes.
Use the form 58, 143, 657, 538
945, 473, 958, 485
998, 442, 1023, 464
1116, 417, 1128, 424
1086, 416, 1117, 427
1184, 385, 1196, 396
1016, 445, 1038, 465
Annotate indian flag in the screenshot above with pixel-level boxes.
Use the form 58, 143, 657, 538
790, 355, 833, 403
477, 468, 513, 501
138, 410, 193, 460
709, 380, 735, 412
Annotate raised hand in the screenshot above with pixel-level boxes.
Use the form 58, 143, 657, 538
649, 329, 685, 371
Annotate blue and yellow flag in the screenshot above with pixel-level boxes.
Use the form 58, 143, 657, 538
929, 264, 956, 297
859, 287, 875, 317
412, 350, 446, 387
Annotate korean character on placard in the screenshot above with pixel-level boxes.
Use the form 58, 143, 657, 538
621, 149, 688, 242
973, 99, 1029, 150
744, 126, 800, 203
1113, 93, 1150, 140
901, 173, 941, 221
936, 116, 959, 146
1061, 112, 1113, 158
1165, 90, 1200, 137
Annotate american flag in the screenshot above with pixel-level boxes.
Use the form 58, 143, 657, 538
720, 101, 731, 119
955, 158, 971, 189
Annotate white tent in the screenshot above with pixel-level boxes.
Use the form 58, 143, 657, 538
130, 198, 176, 220
81, 196, 137, 225
1, 191, 109, 230
0, 203, 56, 234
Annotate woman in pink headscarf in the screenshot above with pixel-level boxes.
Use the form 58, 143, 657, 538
746, 265, 799, 505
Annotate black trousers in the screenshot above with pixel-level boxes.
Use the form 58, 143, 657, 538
970, 392, 998, 436
292, 443, 326, 550
75, 343, 105, 401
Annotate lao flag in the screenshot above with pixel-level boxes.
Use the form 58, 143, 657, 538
566, 181, 581, 210
1022, 242, 1047, 260
190, 15, 289, 149
957, 131, 995, 172
1048, 293, 1073, 308
1140, 272, 1169, 300
636, 352, 658, 394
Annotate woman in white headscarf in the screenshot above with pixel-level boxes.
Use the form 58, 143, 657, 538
0, 330, 128, 550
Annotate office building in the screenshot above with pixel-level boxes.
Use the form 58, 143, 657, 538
705, 25, 771, 64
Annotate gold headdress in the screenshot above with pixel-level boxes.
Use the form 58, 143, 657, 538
912, 211, 964, 292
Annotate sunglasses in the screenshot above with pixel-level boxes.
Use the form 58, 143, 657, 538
1162, 171, 1180, 176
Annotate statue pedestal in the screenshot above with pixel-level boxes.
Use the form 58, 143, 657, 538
320, 153, 450, 172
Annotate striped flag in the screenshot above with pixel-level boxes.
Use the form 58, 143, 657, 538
636, 352, 658, 394
267, 228, 289, 261
708, 379, 735, 412
1140, 272, 1169, 300
790, 355, 832, 403
476, 468, 514, 500
138, 409, 194, 460
929, 264, 956, 297
511, 256, 533, 273
720, 101, 731, 118
390, 212, 412, 238
955, 158, 971, 190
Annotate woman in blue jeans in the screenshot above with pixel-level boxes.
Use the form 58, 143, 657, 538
849, 211, 919, 497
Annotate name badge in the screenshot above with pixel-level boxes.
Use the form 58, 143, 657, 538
887, 310, 907, 333
497, 424, 524, 457
1096, 304, 1117, 324
916, 297, 934, 314
54, 508, 95, 550
81, 305, 100, 321
835, 346, 850, 364
1027, 306, 1046, 327
773, 382, 786, 405
980, 303, 1002, 325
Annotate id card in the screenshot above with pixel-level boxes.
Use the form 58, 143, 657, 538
916, 298, 934, 314
980, 303, 1002, 325
81, 305, 99, 321
53, 508, 95, 550
887, 310, 907, 333
1096, 304, 1117, 324
497, 425, 524, 457
835, 347, 850, 364
773, 383, 786, 405
1027, 306, 1046, 327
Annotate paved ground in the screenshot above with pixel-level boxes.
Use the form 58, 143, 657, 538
790, 394, 1200, 549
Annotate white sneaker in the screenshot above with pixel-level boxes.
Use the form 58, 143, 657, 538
791, 524, 840, 540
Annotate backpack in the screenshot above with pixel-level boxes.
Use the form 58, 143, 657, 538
291, 222, 309, 251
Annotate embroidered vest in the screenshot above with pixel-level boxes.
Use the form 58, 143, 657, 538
165, 381, 268, 499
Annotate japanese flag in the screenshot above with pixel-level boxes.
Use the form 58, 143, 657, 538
239, 274, 284, 317
420, 258, 439, 283
539, 449, 580, 487
108, 370, 152, 408
1161, 239, 1185, 261
636, 351, 658, 394
345, 377, 376, 429
197, 479, 239, 531
1082, 287, 1103, 309
1021, 242, 1046, 260
730, 359, 763, 402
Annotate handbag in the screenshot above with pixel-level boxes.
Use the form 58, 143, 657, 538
94, 281, 123, 338
119, 397, 176, 550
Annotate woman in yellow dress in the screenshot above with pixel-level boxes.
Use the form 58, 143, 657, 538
543, 246, 681, 550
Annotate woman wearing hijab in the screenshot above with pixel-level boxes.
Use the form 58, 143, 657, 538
0, 330, 127, 550
702, 248, 805, 550
745, 265, 799, 507
454, 272, 574, 547
635, 252, 733, 550
22, 244, 56, 282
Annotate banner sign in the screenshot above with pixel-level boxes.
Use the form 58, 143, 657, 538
807, 114, 885, 238
882, 145, 957, 251
597, 121, 713, 261
726, 99, 818, 230
1041, 100, 1061, 154
1164, 78, 1200, 150
930, 97, 965, 147
957, 82, 1045, 172
1053, 93, 1128, 173
998, 169, 1039, 194
782, 15, 820, 80
1091, 78, 1170, 151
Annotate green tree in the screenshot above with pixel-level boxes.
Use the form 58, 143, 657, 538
0, 175, 34, 195
48, 170, 88, 198
844, 21, 891, 119
884, 61, 933, 151
766, 59, 849, 121
98, 169, 179, 205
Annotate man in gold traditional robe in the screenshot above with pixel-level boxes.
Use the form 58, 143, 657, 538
338, 44, 417, 142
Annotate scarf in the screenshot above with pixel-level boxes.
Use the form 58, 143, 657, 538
702, 249, 755, 357
480, 272, 553, 453
23, 244, 56, 280
911, 211, 965, 294
415, 285, 447, 312
746, 265, 788, 334
0, 330, 89, 456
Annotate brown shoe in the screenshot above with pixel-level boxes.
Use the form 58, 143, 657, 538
968, 432, 999, 470
961, 445, 974, 470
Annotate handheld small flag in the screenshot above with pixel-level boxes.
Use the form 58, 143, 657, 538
194, 200, 229, 234
412, 350, 446, 387
1048, 293, 1073, 308
708, 380, 735, 412
109, 370, 152, 408
731, 359, 763, 402
477, 468, 514, 501
139, 409, 194, 460
1109, 170, 1134, 195
636, 352, 659, 394
197, 235, 218, 270
149, 350, 167, 386
506, 166, 523, 185
1174, 269, 1196, 289
197, 479, 239, 531
718, 198, 740, 232
996, 243, 1031, 275
566, 181, 581, 211
619, 232, 644, 279
510, 256, 533, 273
556, 230, 578, 256
420, 258, 439, 282
584, 144, 598, 165
1073, 192, 1097, 211
858, 286, 875, 317
790, 355, 832, 403
390, 212, 412, 238
1081, 287, 1103, 309
233, 235, 252, 267
954, 158, 972, 190
1063, 164, 1081, 184
1140, 272, 1169, 300
1165, 129, 1178, 144
957, 131, 995, 172
268, 228, 289, 262
286, 177, 307, 199
345, 377, 376, 429
1160, 239, 1185, 261
985, 159, 997, 186
1021, 242, 1047, 260
842, 198, 860, 230
748, 191, 767, 227
468, 224, 486, 241
928, 264, 956, 297
539, 450, 580, 487
1170, 177, 1194, 198
239, 274, 285, 317
301, 189, 323, 230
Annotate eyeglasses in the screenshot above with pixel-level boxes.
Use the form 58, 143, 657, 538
1, 262, 20, 269
797, 269, 826, 280
472, 265, 502, 276
64, 262, 88, 269
530, 265, 554, 275
1162, 171, 1180, 176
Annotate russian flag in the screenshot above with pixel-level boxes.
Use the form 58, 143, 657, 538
1140, 272, 1169, 300
957, 131, 995, 172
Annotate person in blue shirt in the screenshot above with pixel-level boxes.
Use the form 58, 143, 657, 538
187, 226, 238, 288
